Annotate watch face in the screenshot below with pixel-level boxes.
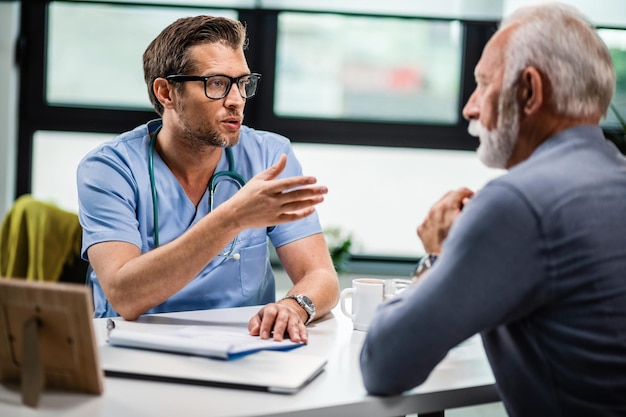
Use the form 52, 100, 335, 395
284, 294, 315, 324
293, 294, 315, 325
299, 295, 314, 310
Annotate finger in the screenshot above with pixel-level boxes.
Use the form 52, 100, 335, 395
248, 312, 261, 336
270, 308, 291, 342
278, 194, 326, 213
257, 305, 279, 339
267, 175, 320, 193
450, 188, 475, 206
443, 189, 473, 218
254, 154, 287, 181
460, 189, 476, 208
275, 207, 317, 224
250, 304, 276, 339
280, 185, 328, 199
286, 318, 308, 344
269, 186, 327, 214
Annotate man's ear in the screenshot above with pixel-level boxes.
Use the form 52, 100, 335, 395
153, 78, 175, 110
519, 66, 543, 115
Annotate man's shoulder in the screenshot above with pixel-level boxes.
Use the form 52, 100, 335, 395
79, 124, 149, 171
109, 124, 149, 148
239, 125, 291, 146
483, 130, 625, 216
91, 124, 148, 153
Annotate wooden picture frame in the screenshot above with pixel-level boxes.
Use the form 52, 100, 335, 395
0, 278, 103, 407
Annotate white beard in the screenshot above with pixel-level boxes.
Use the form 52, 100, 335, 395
468, 98, 520, 169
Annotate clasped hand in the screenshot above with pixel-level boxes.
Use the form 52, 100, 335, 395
417, 187, 474, 254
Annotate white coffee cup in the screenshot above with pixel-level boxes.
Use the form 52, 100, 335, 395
340, 278, 385, 331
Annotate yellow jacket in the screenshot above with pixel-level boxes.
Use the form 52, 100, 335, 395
0, 195, 82, 282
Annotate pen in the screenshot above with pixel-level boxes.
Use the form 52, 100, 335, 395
106, 318, 115, 338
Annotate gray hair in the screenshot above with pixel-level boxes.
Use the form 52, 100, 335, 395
500, 2, 615, 118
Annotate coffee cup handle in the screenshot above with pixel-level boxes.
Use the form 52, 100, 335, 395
340, 288, 355, 319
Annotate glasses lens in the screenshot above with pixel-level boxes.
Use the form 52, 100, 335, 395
203, 74, 260, 99
238, 75, 259, 98
205, 76, 230, 99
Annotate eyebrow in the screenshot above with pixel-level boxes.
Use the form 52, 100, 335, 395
474, 65, 489, 83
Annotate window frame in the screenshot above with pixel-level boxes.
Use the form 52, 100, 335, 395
16, 2, 499, 192
16, 1, 499, 270
246, 9, 497, 150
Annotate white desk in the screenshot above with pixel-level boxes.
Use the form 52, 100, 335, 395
0, 305, 499, 417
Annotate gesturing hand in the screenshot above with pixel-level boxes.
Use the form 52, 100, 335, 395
223, 154, 328, 230
417, 187, 474, 254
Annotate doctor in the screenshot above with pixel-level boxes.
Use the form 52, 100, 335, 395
77, 15, 339, 343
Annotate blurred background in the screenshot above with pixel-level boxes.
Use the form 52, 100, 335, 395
0, 0, 624, 274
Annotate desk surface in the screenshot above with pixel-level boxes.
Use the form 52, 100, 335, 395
0, 304, 498, 417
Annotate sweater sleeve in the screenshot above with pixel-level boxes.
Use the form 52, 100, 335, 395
359, 182, 546, 395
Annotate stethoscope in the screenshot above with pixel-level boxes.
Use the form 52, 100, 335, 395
148, 123, 246, 259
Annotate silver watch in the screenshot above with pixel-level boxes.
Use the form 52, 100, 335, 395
413, 254, 438, 278
283, 294, 316, 325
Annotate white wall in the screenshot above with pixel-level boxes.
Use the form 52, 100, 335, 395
0, 1, 19, 217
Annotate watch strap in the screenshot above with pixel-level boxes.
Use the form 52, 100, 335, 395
413, 254, 438, 278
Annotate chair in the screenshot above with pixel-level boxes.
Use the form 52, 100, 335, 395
0, 194, 87, 283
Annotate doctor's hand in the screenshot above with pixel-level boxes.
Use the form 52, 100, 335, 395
248, 301, 308, 343
221, 154, 327, 231
417, 187, 474, 255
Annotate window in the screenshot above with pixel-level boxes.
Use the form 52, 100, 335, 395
16, 1, 500, 266
31, 131, 113, 211
46, 2, 236, 109
293, 143, 503, 257
275, 13, 462, 124
598, 29, 626, 123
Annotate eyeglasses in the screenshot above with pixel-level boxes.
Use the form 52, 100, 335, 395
165, 73, 261, 100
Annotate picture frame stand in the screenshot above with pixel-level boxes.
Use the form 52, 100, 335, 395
0, 279, 103, 408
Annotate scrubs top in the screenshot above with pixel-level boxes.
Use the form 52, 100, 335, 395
77, 120, 322, 317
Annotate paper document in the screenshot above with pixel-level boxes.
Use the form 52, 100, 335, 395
107, 325, 304, 360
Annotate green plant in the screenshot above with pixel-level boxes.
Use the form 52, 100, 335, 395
324, 227, 353, 272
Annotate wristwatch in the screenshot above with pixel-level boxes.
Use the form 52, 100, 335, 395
413, 254, 438, 278
283, 294, 316, 325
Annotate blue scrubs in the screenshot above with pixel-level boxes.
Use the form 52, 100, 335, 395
77, 120, 322, 317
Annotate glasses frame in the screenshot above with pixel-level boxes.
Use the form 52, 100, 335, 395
165, 73, 262, 100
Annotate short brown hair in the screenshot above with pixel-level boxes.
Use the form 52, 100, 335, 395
143, 16, 248, 115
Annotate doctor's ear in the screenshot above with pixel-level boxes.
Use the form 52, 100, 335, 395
153, 78, 175, 109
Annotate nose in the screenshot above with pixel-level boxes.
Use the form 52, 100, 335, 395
462, 90, 479, 121
223, 82, 246, 107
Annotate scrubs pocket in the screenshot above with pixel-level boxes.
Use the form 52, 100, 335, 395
238, 240, 270, 298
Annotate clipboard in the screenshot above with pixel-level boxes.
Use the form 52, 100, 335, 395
100, 316, 326, 393
106, 322, 305, 360
0, 278, 104, 407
